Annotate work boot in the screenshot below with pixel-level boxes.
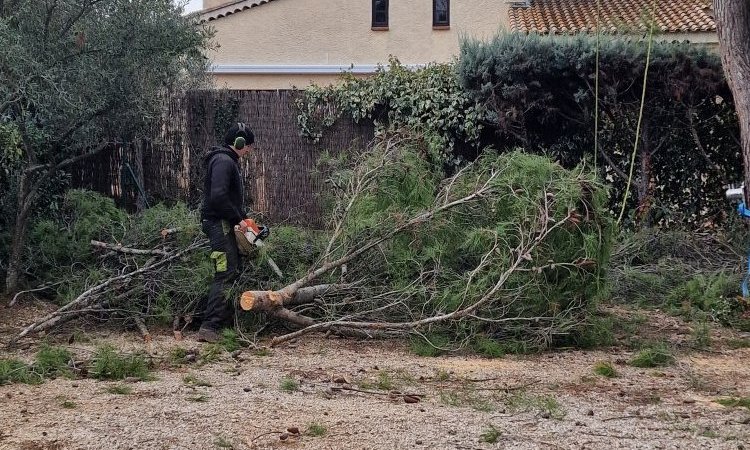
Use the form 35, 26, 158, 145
197, 327, 221, 343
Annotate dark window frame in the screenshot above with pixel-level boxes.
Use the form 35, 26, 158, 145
433, 0, 450, 28
372, 0, 389, 29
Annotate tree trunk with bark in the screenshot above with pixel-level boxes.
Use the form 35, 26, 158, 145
715, 1, 750, 201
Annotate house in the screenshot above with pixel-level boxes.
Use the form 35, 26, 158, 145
199, 0, 717, 90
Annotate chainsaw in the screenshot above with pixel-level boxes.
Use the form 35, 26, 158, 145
234, 218, 284, 279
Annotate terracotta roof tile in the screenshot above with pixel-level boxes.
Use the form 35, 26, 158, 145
509, 0, 715, 34
199, 0, 277, 23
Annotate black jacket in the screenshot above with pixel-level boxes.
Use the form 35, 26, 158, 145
201, 146, 245, 224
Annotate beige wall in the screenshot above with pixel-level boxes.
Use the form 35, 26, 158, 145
203, 0, 510, 89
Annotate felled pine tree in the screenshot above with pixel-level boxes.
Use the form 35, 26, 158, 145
241, 129, 613, 348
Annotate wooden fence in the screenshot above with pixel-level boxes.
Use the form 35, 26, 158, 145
69, 90, 374, 228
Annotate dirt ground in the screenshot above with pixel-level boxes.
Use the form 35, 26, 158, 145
1, 301, 750, 450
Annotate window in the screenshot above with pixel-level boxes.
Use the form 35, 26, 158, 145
372, 0, 388, 29
433, 0, 450, 28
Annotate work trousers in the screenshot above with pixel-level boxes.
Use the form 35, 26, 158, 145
201, 219, 242, 331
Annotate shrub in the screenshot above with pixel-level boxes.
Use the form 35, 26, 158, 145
458, 33, 739, 229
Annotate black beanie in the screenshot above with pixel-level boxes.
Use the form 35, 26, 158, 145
223, 122, 255, 147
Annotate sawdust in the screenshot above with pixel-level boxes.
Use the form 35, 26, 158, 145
1, 305, 750, 450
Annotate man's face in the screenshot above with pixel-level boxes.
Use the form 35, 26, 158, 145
236, 142, 254, 158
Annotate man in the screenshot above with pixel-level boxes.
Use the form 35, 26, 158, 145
198, 122, 255, 343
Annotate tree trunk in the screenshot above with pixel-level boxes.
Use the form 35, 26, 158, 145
715, 1, 750, 202
4, 172, 33, 295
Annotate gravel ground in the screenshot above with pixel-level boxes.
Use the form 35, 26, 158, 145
1, 303, 750, 450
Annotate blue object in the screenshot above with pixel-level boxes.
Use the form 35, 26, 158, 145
739, 203, 750, 297
738, 202, 750, 219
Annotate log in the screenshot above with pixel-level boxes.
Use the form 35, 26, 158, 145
240, 284, 352, 311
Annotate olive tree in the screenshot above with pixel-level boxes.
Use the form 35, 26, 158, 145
0, 0, 212, 293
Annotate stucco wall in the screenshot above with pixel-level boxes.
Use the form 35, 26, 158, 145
203, 0, 510, 89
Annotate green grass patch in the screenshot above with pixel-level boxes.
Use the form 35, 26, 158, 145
593, 361, 618, 378
726, 338, 750, 349
0, 358, 40, 385
715, 397, 750, 409
106, 384, 132, 395
376, 371, 394, 390
506, 392, 565, 419
480, 425, 501, 444
306, 423, 327, 437
90, 345, 150, 380
280, 377, 299, 392
219, 329, 242, 353
35, 344, 73, 378
60, 399, 77, 409
629, 343, 675, 368
200, 344, 223, 365
169, 347, 189, 366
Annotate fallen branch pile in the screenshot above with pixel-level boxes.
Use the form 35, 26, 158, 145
9, 130, 613, 349
240, 131, 613, 347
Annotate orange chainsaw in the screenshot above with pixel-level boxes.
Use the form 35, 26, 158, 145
235, 218, 283, 279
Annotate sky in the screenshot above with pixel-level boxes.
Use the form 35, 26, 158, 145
177, 0, 202, 13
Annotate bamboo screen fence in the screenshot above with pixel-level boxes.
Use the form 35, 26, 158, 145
69, 90, 374, 228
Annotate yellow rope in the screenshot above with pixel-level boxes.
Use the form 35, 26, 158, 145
617, 0, 658, 224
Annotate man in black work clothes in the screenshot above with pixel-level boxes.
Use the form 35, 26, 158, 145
198, 122, 255, 343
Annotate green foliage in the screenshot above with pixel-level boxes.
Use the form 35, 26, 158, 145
34, 345, 72, 378
593, 361, 618, 378
200, 344, 223, 365
0, 358, 39, 385
329, 133, 612, 351
27, 190, 126, 284
60, 399, 77, 409
715, 397, 750, 409
106, 384, 133, 395
219, 329, 242, 353
26, 194, 215, 321
296, 58, 484, 163
570, 316, 615, 349
410, 333, 450, 357
480, 426, 502, 444
306, 423, 327, 437
610, 229, 749, 331
630, 343, 675, 368
280, 377, 300, 392
169, 347, 190, 366
691, 321, 712, 349
1, 0, 212, 291
667, 273, 741, 325
506, 392, 566, 419
90, 345, 150, 381
472, 336, 505, 358
376, 371, 394, 391
458, 33, 739, 228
